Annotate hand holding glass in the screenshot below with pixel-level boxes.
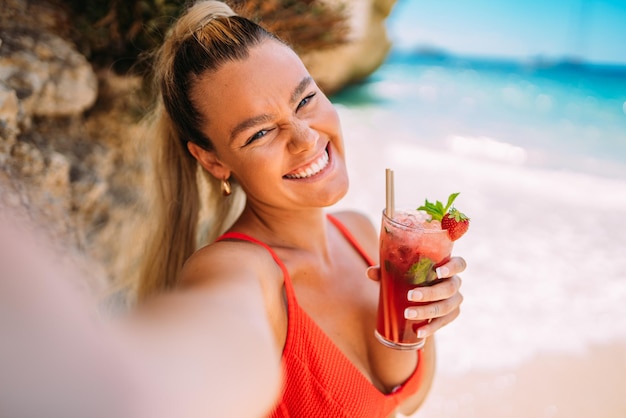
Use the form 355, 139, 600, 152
375, 208, 454, 350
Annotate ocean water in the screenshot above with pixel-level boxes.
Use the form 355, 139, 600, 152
332, 51, 626, 179
329, 40, 626, 377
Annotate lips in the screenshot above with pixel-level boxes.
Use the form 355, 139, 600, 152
284, 147, 330, 179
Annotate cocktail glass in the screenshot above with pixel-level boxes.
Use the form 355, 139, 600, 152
375, 208, 454, 350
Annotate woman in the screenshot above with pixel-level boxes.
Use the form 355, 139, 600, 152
135, 1, 466, 416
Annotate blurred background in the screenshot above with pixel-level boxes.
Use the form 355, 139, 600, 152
1, 0, 625, 417
332, 1, 626, 417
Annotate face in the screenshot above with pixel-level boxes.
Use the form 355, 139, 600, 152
190, 40, 349, 211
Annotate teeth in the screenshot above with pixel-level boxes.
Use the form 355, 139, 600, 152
286, 150, 329, 179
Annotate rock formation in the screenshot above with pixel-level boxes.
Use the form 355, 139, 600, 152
0, 0, 397, 293
303, 0, 397, 94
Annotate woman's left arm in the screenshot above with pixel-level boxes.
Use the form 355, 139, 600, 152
365, 257, 465, 411
392, 257, 465, 415
335, 211, 466, 414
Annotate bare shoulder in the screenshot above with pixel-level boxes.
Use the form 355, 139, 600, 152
175, 238, 287, 351
329, 210, 378, 255
178, 239, 282, 291
125, 239, 284, 418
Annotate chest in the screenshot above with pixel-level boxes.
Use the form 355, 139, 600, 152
282, 240, 381, 379
291, 253, 377, 325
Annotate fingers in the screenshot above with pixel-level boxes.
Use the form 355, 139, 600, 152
416, 307, 461, 338
404, 289, 463, 322
407, 275, 462, 302
373, 256, 466, 342
435, 256, 467, 279
404, 275, 464, 339
367, 257, 466, 283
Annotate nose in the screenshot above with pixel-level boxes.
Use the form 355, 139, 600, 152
287, 119, 319, 154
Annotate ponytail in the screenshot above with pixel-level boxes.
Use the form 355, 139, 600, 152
136, 106, 201, 302
133, 1, 273, 303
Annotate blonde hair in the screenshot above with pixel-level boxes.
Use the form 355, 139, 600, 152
135, 1, 280, 303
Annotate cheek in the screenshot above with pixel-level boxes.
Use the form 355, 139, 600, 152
231, 153, 283, 188
314, 100, 343, 139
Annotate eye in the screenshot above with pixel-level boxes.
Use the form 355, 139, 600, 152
297, 93, 316, 111
245, 128, 272, 146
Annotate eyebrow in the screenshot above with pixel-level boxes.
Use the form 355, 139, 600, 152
290, 76, 313, 106
229, 76, 314, 143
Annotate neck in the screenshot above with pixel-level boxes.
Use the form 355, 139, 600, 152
233, 204, 332, 254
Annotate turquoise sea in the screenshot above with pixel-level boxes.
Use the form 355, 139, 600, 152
332, 48, 626, 179
328, 11, 626, 414
327, 5, 626, 416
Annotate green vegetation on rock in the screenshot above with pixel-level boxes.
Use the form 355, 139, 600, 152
60, 0, 349, 73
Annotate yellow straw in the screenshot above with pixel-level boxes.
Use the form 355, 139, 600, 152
385, 168, 395, 219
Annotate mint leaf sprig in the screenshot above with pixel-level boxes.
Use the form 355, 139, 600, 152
417, 192, 460, 222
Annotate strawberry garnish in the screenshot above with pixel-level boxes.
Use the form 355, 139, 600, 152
441, 208, 470, 241
417, 192, 470, 241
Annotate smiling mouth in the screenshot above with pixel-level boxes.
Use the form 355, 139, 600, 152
284, 146, 330, 179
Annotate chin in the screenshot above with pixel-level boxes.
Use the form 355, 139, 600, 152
320, 172, 350, 207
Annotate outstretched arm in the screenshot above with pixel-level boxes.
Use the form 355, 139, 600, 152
120, 265, 282, 418
0, 215, 281, 418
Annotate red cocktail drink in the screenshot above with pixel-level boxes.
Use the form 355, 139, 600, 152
375, 208, 454, 350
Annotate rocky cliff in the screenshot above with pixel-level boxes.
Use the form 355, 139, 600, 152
0, 0, 397, 291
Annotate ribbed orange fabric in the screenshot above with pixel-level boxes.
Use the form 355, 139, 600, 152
217, 215, 425, 417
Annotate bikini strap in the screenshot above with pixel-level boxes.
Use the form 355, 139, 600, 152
215, 232, 297, 302
326, 214, 376, 267
216, 215, 375, 300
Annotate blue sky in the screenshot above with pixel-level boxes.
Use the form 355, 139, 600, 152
388, 0, 626, 65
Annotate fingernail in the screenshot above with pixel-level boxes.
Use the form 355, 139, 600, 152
407, 289, 423, 301
417, 329, 427, 338
436, 266, 449, 279
404, 308, 418, 319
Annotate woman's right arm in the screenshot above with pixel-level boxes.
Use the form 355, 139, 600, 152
0, 213, 282, 418
120, 241, 283, 418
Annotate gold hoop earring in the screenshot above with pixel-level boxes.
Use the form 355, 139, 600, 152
221, 179, 232, 197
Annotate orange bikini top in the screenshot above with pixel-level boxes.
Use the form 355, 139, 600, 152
216, 214, 424, 417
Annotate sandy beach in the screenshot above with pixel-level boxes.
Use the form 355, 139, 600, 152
412, 339, 626, 418
332, 105, 626, 418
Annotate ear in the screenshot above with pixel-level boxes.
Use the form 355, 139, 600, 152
187, 142, 231, 180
